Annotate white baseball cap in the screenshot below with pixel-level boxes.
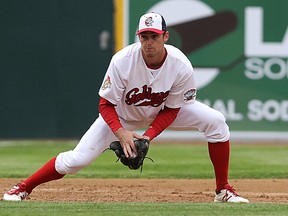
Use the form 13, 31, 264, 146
137, 12, 167, 35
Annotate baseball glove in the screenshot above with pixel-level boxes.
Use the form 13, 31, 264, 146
109, 139, 151, 171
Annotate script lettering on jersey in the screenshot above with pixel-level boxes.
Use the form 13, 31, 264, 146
125, 85, 170, 107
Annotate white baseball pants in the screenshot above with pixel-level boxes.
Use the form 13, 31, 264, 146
55, 101, 229, 174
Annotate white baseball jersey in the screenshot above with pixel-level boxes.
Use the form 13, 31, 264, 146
56, 43, 229, 175
99, 42, 197, 123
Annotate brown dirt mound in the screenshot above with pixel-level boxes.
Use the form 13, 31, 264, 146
2, 178, 288, 203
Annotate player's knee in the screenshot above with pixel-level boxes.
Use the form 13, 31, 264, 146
211, 110, 227, 127
205, 110, 230, 141
55, 151, 92, 174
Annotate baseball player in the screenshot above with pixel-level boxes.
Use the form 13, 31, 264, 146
3, 12, 249, 203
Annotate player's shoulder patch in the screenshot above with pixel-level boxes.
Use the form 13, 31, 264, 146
101, 76, 112, 90
184, 89, 196, 102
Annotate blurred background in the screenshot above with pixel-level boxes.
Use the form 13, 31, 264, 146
0, 0, 287, 141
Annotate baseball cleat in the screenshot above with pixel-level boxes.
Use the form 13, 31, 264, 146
3, 182, 29, 201
214, 186, 249, 203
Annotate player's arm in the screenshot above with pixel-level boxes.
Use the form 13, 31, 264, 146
98, 97, 141, 157
143, 106, 180, 141
98, 97, 122, 133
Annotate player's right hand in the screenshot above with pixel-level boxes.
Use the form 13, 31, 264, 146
114, 128, 143, 158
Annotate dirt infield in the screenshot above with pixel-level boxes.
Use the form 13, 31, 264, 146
2, 178, 288, 203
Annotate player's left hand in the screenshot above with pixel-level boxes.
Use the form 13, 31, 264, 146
109, 138, 151, 171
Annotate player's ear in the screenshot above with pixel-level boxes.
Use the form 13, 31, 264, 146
163, 31, 169, 42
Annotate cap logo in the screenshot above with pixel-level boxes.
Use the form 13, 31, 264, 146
145, 17, 154, 27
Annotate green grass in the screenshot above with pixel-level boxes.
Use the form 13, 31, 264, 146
1, 140, 288, 216
0, 140, 287, 179
1, 202, 288, 216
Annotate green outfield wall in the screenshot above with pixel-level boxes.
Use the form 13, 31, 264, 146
0, 0, 113, 138
1, 0, 287, 139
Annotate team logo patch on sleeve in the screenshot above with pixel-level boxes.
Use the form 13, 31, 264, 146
101, 76, 112, 90
184, 89, 197, 102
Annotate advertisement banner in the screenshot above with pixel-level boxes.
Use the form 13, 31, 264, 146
117, 0, 288, 136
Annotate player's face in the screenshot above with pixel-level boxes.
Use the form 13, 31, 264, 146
139, 31, 168, 59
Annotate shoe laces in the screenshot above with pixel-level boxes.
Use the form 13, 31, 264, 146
216, 185, 240, 202
225, 185, 239, 196
9, 183, 26, 193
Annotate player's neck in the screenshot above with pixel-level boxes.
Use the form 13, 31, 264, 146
143, 48, 167, 69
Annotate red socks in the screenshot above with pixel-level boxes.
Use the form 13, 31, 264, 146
23, 157, 65, 194
21, 142, 230, 194
208, 140, 230, 193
